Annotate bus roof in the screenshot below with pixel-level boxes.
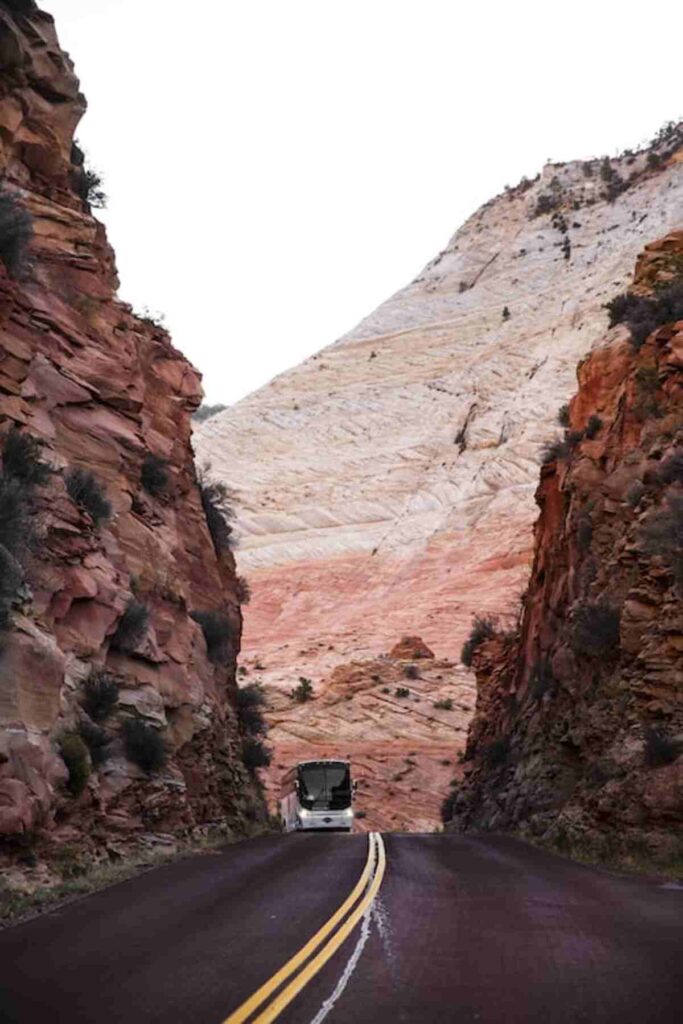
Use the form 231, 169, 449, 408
297, 759, 349, 768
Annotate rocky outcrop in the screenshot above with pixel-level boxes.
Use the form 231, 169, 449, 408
253, 637, 472, 833
197, 121, 683, 830
0, 2, 262, 862
450, 234, 683, 865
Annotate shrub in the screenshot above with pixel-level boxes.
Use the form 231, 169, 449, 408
140, 453, 169, 496
404, 664, 420, 679
198, 469, 235, 554
235, 575, 251, 605
78, 720, 110, 767
657, 452, 683, 486
242, 736, 271, 771
65, 467, 112, 526
557, 404, 570, 428
566, 429, 584, 450
502, 306, 511, 321
191, 610, 234, 663
82, 168, 107, 209
570, 602, 620, 658
605, 281, 683, 349
0, 474, 34, 561
626, 480, 646, 508
237, 684, 267, 736
2, 428, 51, 486
59, 734, 90, 796
534, 193, 560, 217
192, 403, 227, 423
395, 686, 410, 698
0, 189, 33, 279
433, 698, 454, 711
0, 544, 23, 629
461, 615, 497, 667
529, 659, 554, 701
111, 599, 150, 653
584, 414, 603, 440
540, 437, 571, 465
485, 735, 510, 768
640, 494, 683, 593
644, 726, 682, 767
82, 670, 119, 722
291, 677, 314, 703
122, 719, 166, 773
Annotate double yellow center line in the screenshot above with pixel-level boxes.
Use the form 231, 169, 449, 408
223, 832, 386, 1024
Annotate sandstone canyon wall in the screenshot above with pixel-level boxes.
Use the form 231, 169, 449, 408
0, 1, 263, 865
450, 234, 682, 865
197, 122, 683, 829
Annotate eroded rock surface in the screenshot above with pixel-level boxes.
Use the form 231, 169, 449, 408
0, 3, 262, 864
451, 234, 683, 863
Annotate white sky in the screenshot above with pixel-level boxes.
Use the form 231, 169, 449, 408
45, 0, 681, 405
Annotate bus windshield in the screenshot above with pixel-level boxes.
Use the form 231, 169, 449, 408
298, 763, 351, 810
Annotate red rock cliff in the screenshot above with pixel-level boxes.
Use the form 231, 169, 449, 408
0, 1, 263, 856
450, 233, 683, 866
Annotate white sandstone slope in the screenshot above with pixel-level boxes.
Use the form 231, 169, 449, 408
197, 145, 682, 675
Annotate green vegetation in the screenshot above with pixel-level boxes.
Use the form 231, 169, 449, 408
141, 453, 169, 496
639, 494, 683, 594
235, 575, 251, 605
644, 726, 682, 767
433, 698, 454, 711
2, 427, 51, 486
78, 720, 110, 767
584, 414, 603, 440
82, 670, 119, 722
198, 468, 235, 553
557, 404, 570, 428
191, 610, 234, 663
570, 602, 620, 658
605, 280, 683, 350
461, 615, 497, 667
59, 734, 91, 796
394, 686, 410, 699
122, 719, 167, 774
237, 684, 267, 736
0, 189, 33, 279
65, 467, 112, 526
291, 676, 314, 703
242, 736, 272, 770
111, 600, 150, 653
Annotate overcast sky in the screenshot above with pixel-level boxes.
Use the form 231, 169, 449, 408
45, 0, 681, 405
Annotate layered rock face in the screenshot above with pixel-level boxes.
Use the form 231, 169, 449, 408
450, 234, 683, 863
253, 636, 473, 833
197, 123, 683, 828
0, 2, 262, 858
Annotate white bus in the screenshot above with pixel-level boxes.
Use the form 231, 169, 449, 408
280, 759, 354, 832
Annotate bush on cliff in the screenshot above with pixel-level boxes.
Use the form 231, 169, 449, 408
394, 686, 410, 698
557, 404, 570, 428
0, 475, 34, 565
644, 726, 682, 767
122, 719, 167, 774
191, 610, 234, 664
461, 615, 497, 667
570, 602, 620, 658
59, 734, 91, 797
485, 735, 510, 768
440, 784, 459, 824
82, 670, 119, 722
2, 427, 51, 487
0, 190, 33, 279
291, 677, 314, 702
110, 599, 150, 653
605, 280, 683, 349
584, 414, 603, 440
0, 544, 23, 629
242, 736, 271, 771
141, 453, 169, 497
235, 575, 251, 605
540, 436, 571, 465
640, 493, 683, 594
78, 720, 110, 767
66, 467, 112, 526
198, 468, 235, 554
237, 684, 267, 736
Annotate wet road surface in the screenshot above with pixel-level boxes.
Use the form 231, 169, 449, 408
0, 832, 681, 1023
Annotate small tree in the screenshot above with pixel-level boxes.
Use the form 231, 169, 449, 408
242, 736, 271, 771
82, 670, 119, 722
237, 684, 267, 735
60, 734, 91, 796
191, 610, 234, 663
198, 467, 236, 554
2, 427, 51, 486
291, 677, 314, 703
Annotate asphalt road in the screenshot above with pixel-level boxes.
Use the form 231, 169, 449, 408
0, 832, 681, 1024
